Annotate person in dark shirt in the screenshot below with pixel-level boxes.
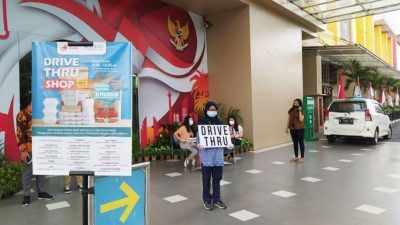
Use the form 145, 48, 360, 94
197, 102, 234, 210
17, 97, 54, 206
285, 98, 305, 163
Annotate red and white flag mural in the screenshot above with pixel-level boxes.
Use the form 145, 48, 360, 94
0, 0, 209, 160
387, 89, 393, 107
337, 68, 346, 99
378, 87, 386, 105
353, 77, 362, 97
367, 82, 374, 99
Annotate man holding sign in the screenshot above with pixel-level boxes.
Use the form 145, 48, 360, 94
197, 102, 234, 211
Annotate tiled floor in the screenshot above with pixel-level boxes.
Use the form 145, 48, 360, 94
1, 123, 400, 225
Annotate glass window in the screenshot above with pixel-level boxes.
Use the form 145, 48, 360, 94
374, 104, 384, 114
329, 101, 366, 112
322, 61, 337, 85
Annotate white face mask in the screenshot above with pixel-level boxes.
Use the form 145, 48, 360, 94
207, 110, 218, 117
189, 119, 194, 126
229, 120, 235, 125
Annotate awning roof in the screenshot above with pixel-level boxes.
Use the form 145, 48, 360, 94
303, 44, 400, 77
287, 0, 400, 23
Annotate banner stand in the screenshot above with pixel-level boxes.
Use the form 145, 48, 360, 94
70, 171, 95, 225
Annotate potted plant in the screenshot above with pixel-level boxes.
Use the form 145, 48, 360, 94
159, 147, 164, 160
143, 150, 150, 162
142, 145, 152, 162
151, 147, 159, 161
159, 146, 169, 161
165, 151, 172, 160
132, 151, 136, 164
240, 137, 254, 152
0, 154, 24, 199
137, 151, 143, 163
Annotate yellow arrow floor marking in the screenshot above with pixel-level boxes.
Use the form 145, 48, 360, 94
100, 181, 140, 223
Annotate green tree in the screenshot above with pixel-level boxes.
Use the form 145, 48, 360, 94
343, 60, 376, 91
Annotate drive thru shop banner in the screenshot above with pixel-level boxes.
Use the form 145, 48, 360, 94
31, 42, 132, 176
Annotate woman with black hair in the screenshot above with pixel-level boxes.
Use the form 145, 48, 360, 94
197, 101, 233, 210
285, 98, 305, 163
228, 116, 243, 146
224, 116, 243, 160
174, 115, 198, 167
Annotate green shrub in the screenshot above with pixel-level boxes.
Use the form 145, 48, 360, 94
240, 137, 254, 151
0, 155, 24, 199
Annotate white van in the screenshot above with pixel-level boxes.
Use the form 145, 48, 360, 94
324, 98, 392, 145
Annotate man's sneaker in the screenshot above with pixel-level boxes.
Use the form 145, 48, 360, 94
203, 202, 214, 210
64, 186, 71, 194
38, 192, 54, 200
22, 196, 30, 206
213, 201, 227, 209
183, 159, 188, 168
78, 185, 83, 192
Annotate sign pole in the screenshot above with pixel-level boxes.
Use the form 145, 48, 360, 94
70, 171, 95, 225
83, 175, 89, 225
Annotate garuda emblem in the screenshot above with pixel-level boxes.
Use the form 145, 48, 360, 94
167, 15, 189, 51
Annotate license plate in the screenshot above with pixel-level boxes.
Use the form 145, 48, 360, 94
339, 118, 354, 124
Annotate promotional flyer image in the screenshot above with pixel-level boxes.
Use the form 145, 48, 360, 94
31, 42, 132, 176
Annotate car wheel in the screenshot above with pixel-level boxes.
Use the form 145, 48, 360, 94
383, 126, 392, 140
370, 129, 379, 145
326, 135, 336, 143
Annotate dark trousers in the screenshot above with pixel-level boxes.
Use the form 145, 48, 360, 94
202, 166, 223, 204
22, 154, 45, 196
290, 129, 305, 158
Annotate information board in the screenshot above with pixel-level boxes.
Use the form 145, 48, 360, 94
31, 42, 132, 176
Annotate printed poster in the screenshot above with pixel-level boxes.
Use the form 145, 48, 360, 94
32, 42, 132, 176
198, 125, 232, 148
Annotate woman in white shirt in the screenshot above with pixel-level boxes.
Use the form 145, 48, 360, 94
225, 116, 243, 159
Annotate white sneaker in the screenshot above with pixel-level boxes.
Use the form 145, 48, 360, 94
192, 158, 196, 166
184, 159, 188, 167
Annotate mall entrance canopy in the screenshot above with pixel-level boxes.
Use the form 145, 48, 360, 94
283, 0, 400, 23
303, 45, 400, 78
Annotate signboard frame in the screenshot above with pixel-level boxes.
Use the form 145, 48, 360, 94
92, 162, 150, 225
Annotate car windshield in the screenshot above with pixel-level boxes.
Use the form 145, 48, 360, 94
329, 101, 367, 113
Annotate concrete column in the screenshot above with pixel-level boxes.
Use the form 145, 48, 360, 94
248, 2, 303, 149
382, 32, 388, 62
374, 26, 382, 58
207, 6, 254, 142
365, 16, 375, 53
355, 17, 366, 47
303, 53, 322, 96
387, 36, 393, 66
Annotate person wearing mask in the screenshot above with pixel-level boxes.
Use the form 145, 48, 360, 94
224, 116, 244, 160
197, 102, 233, 210
285, 98, 305, 163
17, 97, 54, 206
174, 115, 198, 167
